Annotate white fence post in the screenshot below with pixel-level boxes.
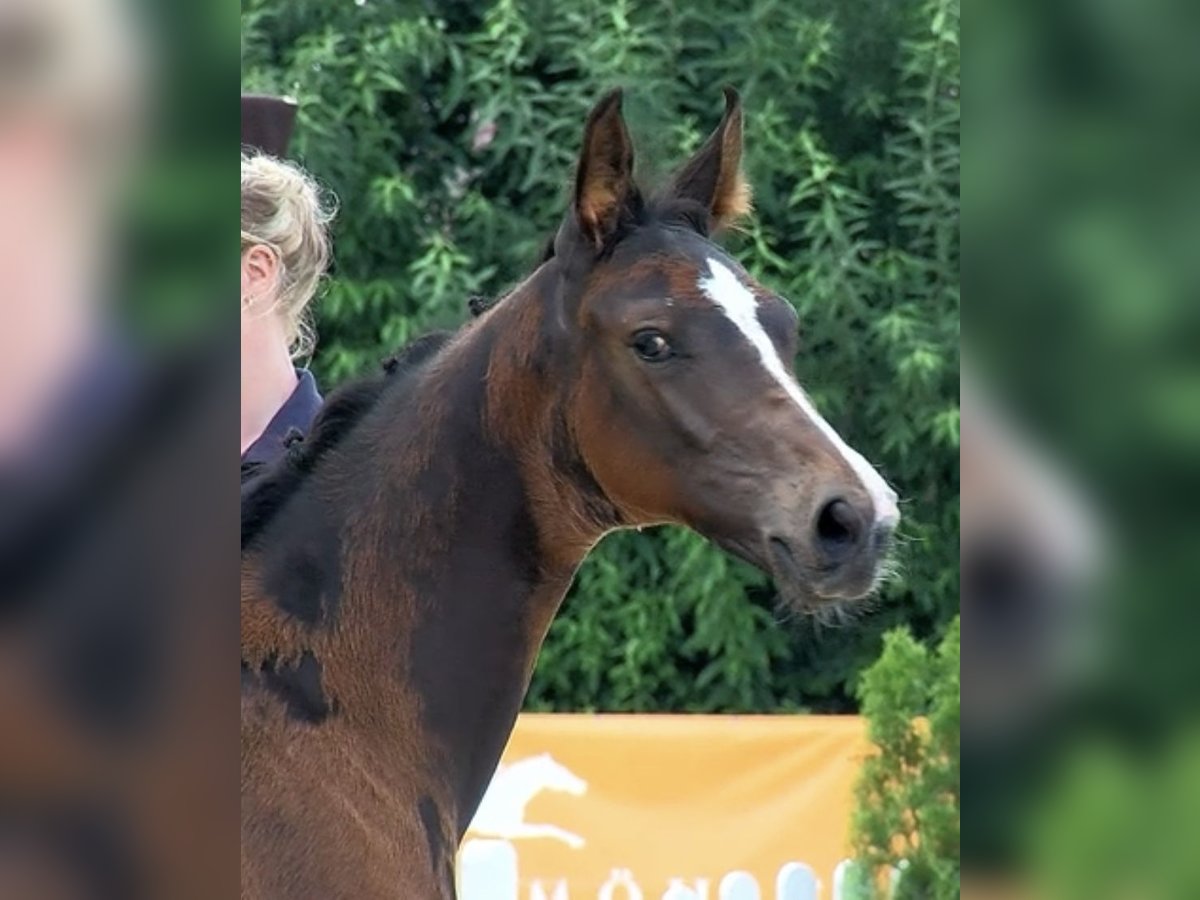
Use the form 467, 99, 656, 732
458, 839, 518, 900
775, 862, 818, 900
662, 878, 711, 900
717, 871, 760, 900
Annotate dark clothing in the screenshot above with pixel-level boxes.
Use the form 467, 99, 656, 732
0, 336, 139, 479
242, 370, 322, 467
0, 338, 143, 589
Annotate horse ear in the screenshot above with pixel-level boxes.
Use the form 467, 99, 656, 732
669, 87, 752, 231
573, 89, 635, 248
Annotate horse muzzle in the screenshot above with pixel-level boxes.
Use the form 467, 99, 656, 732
760, 494, 897, 606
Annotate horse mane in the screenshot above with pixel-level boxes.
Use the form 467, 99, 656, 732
241, 330, 454, 549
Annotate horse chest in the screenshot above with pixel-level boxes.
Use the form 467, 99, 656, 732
242, 728, 457, 899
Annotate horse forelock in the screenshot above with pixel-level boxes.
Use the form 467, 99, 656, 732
537, 185, 712, 270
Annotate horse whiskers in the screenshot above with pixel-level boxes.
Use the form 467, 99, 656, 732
769, 593, 802, 627
890, 526, 927, 548
768, 563, 896, 630
808, 595, 877, 630
875, 554, 904, 587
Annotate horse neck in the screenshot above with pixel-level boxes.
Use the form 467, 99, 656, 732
320, 274, 607, 833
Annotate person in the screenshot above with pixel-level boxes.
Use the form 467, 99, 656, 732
240, 146, 336, 466
0, 0, 143, 473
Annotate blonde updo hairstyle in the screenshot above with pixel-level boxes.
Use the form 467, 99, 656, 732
240, 153, 336, 360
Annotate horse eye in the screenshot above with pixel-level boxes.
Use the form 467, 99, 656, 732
631, 330, 673, 362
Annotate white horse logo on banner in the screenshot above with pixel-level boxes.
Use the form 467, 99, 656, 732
466, 753, 589, 848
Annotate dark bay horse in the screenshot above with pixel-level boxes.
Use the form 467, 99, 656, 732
240, 88, 899, 899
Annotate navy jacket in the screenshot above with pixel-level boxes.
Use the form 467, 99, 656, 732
241, 370, 322, 468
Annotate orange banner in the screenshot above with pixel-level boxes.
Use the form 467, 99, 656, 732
458, 714, 870, 900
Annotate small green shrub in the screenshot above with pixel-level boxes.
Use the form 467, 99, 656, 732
852, 617, 960, 898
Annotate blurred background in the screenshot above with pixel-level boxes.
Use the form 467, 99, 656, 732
964, 0, 1200, 896
0, 0, 237, 897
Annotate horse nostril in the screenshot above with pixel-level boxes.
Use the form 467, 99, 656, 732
814, 498, 863, 562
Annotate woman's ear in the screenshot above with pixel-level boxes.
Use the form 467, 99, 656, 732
573, 89, 636, 248
667, 87, 752, 231
241, 243, 280, 310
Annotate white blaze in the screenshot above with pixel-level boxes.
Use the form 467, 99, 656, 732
698, 258, 900, 527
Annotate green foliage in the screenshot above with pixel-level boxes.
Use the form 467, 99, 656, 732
1025, 731, 1200, 900
851, 617, 960, 899
242, 0, 959, 712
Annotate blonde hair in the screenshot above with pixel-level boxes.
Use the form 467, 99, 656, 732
241, 153, 336, 360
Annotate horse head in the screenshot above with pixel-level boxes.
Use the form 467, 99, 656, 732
524, 89, 900, 608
